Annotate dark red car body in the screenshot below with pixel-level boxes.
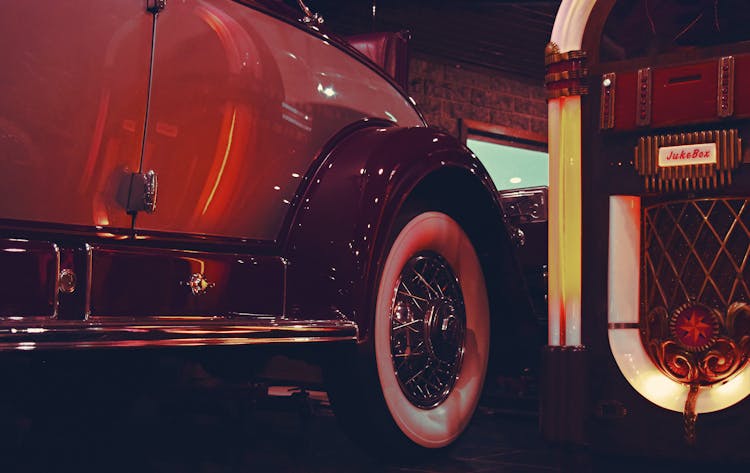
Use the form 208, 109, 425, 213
0, 0, 535, 450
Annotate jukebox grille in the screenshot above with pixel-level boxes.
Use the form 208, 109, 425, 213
643, 198, 750, 315
641, 198, 750, 387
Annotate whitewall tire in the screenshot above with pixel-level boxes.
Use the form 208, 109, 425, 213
374, 211, 490, 448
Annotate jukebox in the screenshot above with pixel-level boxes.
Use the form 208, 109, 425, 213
543, 0, 750, 460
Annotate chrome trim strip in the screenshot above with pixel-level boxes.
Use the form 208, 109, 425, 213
52, 243, 60, 319
600, 72, 616, 130
281, 257, 289, 318
718, 56, 735, 118
636, 67, 652, 127
0, 317, 358, 351
84, 243, 93, 320
0, 336, 354, 351
607, 322, 640, 330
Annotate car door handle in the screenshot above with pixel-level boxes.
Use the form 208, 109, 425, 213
127, 170, 158, 214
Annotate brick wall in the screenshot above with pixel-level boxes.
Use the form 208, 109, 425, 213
408, 55, 547, 140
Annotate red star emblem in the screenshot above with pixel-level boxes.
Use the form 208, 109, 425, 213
677, 311, 712, 344
671, 304, 718, 351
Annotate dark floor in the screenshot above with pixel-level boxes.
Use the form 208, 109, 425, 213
0, 351, 743, 473
1, 390, 559, 473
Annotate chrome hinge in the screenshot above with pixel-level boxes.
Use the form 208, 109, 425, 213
297, 0, 324, 25
147, 0, 166, 14
127, 170, 158, 214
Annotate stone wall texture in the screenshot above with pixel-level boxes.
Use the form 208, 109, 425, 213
408, 55, 547, 139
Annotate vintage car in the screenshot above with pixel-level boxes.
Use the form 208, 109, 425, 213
0, 0, 536, 452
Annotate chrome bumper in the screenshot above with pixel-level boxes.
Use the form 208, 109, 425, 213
0, 316, 358, 351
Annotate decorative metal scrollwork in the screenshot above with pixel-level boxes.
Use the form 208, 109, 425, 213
643, 303, 750, 386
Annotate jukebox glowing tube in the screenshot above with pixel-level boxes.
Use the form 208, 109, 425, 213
548, 96, 582, 346
546, 0, 595, 347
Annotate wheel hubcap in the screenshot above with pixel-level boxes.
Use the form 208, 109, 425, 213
389, 252, 466, 409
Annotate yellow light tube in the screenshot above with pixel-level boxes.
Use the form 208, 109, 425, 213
548, 96, 582, 346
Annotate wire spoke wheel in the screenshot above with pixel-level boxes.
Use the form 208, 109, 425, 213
374, 211, 490, 449
390, 252, 465, 409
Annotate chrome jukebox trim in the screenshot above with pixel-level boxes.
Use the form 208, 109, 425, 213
636, 67, 652, 127
634, 129, 742, 192
544, 42, 589, 99
718, 56, 735, 118
607, 322, 639, 329
600, 73, 616, 130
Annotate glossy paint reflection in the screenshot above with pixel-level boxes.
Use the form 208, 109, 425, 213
137, 0, 422, 240
0, 2, 152, 230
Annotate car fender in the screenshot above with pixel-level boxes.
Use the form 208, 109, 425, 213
282, 122, 536, 352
